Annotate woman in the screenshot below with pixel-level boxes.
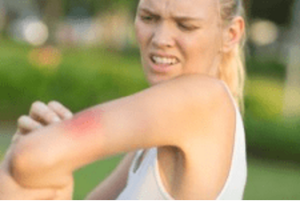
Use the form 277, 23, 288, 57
0, 0, 247, 199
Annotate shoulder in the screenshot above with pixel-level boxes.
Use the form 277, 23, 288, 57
162, 75, 237, 147
141, 74, 236, 145
158, 74, 235, 115
179, 74, 236, 130
131, 74, 232, 120
160, 74, 231, 100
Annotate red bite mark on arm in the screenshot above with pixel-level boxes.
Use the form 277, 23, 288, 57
63, 108, 103, 138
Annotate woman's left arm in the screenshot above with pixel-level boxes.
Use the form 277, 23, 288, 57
10, 74, 234, 189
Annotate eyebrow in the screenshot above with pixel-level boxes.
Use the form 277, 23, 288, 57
139, 7, 203, 22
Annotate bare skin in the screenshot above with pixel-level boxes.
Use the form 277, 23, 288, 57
1, 0, 245, 199
9, 75, 235, 200
63, 108, 103, 139
0, 101, 74, 200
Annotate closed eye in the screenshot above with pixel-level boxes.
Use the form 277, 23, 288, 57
177, 23, 199, 32
141, 15, 154, 22
140, 14, 159, 23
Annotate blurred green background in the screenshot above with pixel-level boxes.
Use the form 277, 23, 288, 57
0, 0, 300, 200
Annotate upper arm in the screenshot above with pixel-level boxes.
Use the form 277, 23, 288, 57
11, 75, 234, 188
85, 151, 136, 200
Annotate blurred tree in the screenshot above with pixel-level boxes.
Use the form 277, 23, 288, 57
84, 0, 139, 50
88, 0, 138, 16
36, 0, 64, 45
283, 0, 300, 118
249, 0, 294, 25
64, 0, 92, 18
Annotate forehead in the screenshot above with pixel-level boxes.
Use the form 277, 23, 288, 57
138, 0, 219, 19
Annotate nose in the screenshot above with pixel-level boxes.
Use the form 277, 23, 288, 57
152, 23, 175, 49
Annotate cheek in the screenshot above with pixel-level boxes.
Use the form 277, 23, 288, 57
135, 21, 152, 49
179, 33, 219, 72
179, 36, 207, 62
63, 108, 103, 138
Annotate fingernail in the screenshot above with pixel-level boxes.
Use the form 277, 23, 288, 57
24, 118, 31, 126
65, 112, 73, 119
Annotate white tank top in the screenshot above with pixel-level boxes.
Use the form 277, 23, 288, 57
116, 97, 247, 200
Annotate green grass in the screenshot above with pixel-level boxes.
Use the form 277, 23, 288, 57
244, 158, 300, 200
73, 154, 123, 200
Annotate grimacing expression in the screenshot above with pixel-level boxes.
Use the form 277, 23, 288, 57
135, 0, 224, 85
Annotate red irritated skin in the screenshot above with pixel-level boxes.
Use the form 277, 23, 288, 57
10, 107, 107, 189
63, 108, 104, 139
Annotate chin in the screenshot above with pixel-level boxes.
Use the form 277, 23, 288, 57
145, 75, 162, 86
145, 72, 178, 86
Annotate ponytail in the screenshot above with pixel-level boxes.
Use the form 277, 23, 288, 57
219, 0, 246, 113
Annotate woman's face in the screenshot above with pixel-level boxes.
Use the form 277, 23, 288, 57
135, 0, 223, 85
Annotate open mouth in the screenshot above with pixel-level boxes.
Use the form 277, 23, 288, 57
150, 54, 180, 66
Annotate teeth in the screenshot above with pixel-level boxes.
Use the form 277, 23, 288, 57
152, 56, 178, 65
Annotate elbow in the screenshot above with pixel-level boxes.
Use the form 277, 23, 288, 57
10, 140, 57, 187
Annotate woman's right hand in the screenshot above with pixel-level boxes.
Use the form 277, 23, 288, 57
12, 100, 73, 144
17, 101, 73, 135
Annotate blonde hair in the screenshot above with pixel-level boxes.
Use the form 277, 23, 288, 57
218, 0, 246, 113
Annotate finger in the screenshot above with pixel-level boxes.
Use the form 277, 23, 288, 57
17, 115, 42, 134
48, 101, 73, 120
29, 101, 61, 125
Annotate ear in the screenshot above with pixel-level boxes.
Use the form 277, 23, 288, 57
222, 16, 245, 53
